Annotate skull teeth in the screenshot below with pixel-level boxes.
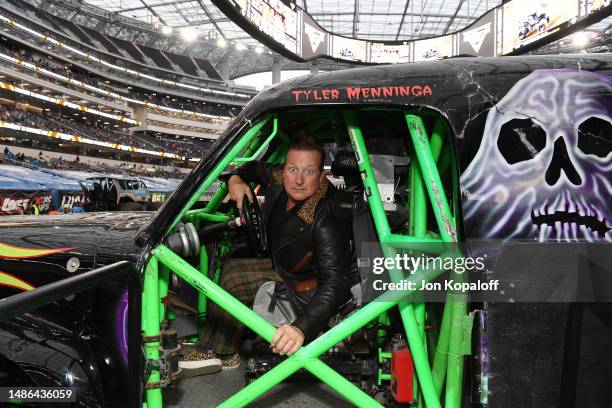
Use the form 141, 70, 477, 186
532, 195, 610, 241
568, 200, 575, 213
538, 197, 599, 217
539, 200, 547, 214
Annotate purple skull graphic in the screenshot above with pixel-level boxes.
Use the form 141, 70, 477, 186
462, 69, 612, 242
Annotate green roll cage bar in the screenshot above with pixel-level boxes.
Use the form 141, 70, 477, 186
141, 109, 473, 408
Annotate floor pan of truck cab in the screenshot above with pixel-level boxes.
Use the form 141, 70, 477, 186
165, 365, 355, 407
168, 314, 357, 407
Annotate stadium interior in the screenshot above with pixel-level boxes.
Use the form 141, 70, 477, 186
1, 0, 609, 214
0, 0, 610, 406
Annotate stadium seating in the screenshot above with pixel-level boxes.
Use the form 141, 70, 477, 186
0, 0, 251, 169
0, 43, 234, 124
0, 2, 255, 103
0, 103, 213, 159
110, 37, 148, 65
82, 26, 122, 56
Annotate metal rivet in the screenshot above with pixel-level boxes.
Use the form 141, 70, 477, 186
66, 257, 80, 273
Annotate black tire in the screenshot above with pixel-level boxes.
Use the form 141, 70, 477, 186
119, 201, 143, 211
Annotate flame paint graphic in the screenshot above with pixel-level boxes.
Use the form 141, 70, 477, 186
0, 270, 35, 291
0, 242, 76, 259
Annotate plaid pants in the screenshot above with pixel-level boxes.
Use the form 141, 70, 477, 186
199, 257, 281, 355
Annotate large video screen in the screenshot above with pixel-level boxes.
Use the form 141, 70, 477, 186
459, 10, 495, 57
331, 35, 367, 62
586, 0, 610, 15
301, 11, 328, 59
220, 0, 610, 64
502, 0, 579, 54
238, 0, 299, 53
413, 36, 453, 62
233, 0, 247, 11
280, 3, 298, 52
369, 43, 410, 63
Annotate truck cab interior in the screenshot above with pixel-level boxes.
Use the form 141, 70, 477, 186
146, 106, 465, 407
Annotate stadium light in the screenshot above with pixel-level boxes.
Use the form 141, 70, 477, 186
573, 31, 589, 48
161, 26, 173, 36
180, 27, 198, 42
255, 46, 263, 54
235, 42, 247, 51
217, 37, 227, 48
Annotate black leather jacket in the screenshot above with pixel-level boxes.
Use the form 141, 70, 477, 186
226, 161, 353, 342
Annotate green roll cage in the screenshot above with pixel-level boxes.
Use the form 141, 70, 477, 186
141, 108, 473, 408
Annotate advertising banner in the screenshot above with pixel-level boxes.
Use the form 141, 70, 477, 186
149, 191, 168, 210
59, 191, 87, 210
0, 191, 85, 215
0, 191, 46, 215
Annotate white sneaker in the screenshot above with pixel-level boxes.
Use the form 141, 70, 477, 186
179, 350, 222, 377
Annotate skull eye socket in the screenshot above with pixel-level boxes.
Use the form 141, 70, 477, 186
497, 118, 547, 164
577, 117, 612, 158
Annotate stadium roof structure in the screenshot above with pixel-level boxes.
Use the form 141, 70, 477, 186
35, 0, 612, 78
79, 0, 503, 42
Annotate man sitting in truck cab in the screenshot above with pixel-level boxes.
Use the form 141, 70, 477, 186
179, 134, 355, 376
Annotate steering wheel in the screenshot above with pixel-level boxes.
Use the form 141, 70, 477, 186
242, 193, 269, 257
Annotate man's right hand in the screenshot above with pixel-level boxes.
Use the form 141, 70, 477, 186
227, 174, 253, 210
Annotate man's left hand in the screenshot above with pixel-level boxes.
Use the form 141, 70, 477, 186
271, 324, 304, 356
